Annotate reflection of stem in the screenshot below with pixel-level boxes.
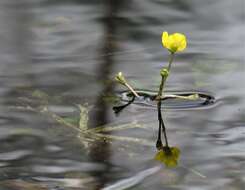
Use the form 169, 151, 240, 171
156, 101, 163, 149
159, 108, 168, 147
157, 101, 169, 148
113, 96, 135, 115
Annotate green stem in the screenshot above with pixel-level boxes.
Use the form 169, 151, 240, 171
157, 76, 165, 98
157, 52, 175, 99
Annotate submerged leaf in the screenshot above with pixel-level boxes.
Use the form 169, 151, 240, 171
62, 116, 80, 126
78, 104, 89, 131
155, 146, 180, 168
32, 90, 49, 100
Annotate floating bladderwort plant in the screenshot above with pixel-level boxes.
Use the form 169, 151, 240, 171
114, 31, 190, 167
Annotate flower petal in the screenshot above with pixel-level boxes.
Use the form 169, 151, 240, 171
177, 38, 187, 51
162, 31, 169, 49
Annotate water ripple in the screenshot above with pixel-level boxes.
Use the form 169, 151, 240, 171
0, 150, 32, 161
118, 90, 217, 110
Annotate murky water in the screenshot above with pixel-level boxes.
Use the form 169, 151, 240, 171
0, 0, 244, 189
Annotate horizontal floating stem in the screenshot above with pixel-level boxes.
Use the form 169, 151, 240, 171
161, 94, 199, 101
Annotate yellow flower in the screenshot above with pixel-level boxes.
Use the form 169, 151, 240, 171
155, 146, 180, 168
162, 31, 187, 53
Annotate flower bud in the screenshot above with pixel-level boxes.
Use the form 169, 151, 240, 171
160, 68, 169, 78
115, 72, 126, 85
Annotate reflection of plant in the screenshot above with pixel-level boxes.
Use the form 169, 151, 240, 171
155, 146, 180, 167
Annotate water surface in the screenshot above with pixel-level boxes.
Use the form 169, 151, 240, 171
0, 0, 244, 189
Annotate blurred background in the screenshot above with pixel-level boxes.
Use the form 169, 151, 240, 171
0, 0, 244, 189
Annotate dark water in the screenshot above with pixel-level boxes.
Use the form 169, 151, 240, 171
0, 0, 244, 189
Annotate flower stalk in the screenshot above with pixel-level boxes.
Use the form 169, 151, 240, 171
167, 52, 175, 72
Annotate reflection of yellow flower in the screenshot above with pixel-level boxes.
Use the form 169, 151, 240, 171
162, 31, 187, 53
155, 146, 180, 167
